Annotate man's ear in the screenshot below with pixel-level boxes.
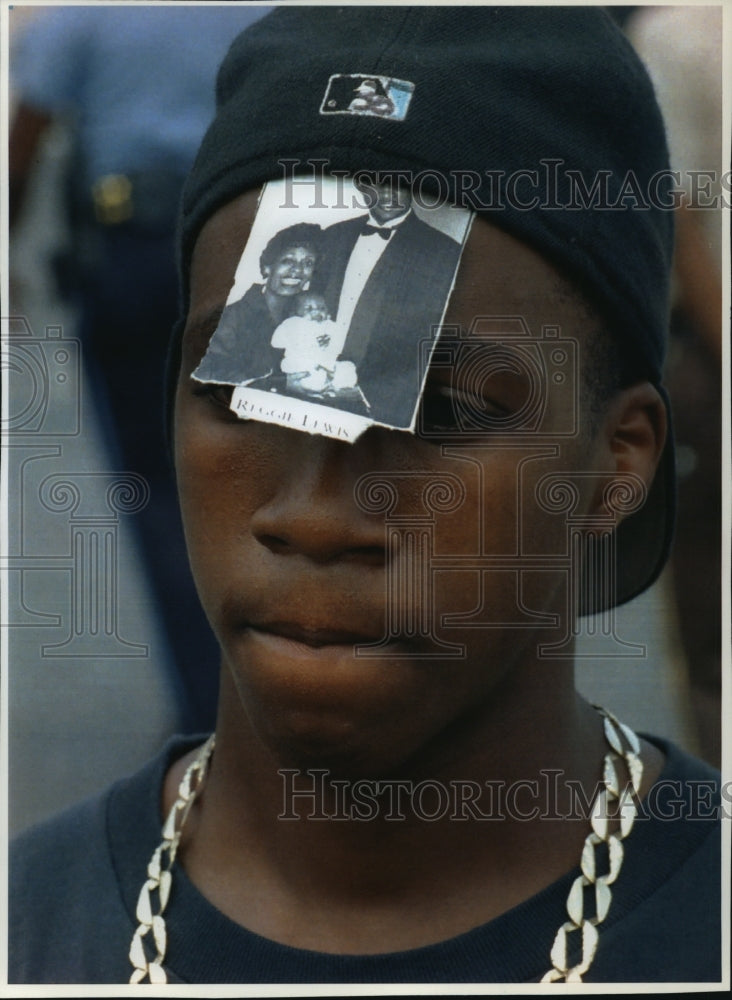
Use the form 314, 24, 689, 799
591, 381, 667, 518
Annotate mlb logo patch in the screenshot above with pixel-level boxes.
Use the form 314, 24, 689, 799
320, 74, 415, 121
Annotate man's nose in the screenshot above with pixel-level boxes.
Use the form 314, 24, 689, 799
249, 433, 387, 565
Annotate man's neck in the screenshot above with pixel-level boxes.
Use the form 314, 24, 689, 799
164, 661, 665, 955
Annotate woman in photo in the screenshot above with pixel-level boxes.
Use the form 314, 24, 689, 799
194, 222, 323, 385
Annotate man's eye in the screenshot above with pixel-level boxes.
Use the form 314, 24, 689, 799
417, 386, 511, 438
192, 381, 234, 410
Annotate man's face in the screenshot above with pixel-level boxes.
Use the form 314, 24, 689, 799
176, 190, 613, 777
263, 244, 316, 296
355, 178, 412, 225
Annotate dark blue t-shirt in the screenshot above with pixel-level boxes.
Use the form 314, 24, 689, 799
9, 735, 722, 984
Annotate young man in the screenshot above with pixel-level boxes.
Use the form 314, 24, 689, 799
10, 6, 723, 986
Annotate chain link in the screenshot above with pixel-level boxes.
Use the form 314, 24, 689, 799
541, 706, 643, 982
129, 734, 216, 984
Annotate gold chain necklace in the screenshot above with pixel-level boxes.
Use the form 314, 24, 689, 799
129, 705, 643, 984
129, 732, 215, 984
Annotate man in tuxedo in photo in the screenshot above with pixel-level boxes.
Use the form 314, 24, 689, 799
316, 175, 461, 426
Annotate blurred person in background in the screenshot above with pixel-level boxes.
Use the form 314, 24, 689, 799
9, 3, 271, 731
626, 5, 723, 766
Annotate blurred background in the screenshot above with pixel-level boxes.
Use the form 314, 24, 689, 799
4, 3, 725, 837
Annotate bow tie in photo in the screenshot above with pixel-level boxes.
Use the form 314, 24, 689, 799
361, 223, 393, 240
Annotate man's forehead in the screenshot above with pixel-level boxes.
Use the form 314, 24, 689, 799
182, 175, 604, 445
188, 186, 582, 329
187, 189, 261, 312
446, 222, 582, 329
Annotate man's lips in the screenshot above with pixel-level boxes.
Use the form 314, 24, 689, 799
246, 620, 383, 648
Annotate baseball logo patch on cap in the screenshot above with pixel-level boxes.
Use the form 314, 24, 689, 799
320, 73, 415, 121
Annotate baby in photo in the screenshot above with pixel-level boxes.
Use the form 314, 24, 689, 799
271, 291, 356, 394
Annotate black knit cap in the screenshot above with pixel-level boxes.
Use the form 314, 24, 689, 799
173, 5, 677, 615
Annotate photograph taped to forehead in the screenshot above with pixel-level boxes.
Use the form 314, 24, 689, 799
192, 176, 472, 441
